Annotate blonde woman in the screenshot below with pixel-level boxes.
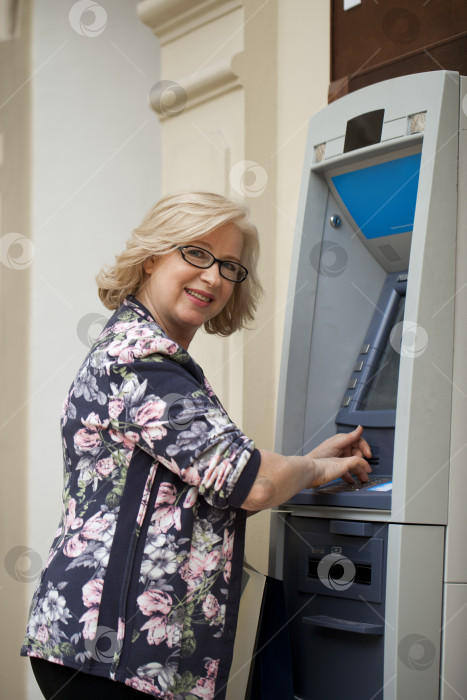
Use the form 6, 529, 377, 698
21, 192, 371, 699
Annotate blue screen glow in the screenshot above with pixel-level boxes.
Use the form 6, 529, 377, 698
331, 153, 422, 239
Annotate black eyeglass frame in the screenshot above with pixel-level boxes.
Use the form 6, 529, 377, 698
177, 245, 249, 283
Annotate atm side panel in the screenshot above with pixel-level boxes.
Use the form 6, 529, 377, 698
383, 524, 444, 700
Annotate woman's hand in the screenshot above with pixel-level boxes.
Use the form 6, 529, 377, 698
241, 426, 372, 512
307, 426, 372, 488
310, 425, 371, 460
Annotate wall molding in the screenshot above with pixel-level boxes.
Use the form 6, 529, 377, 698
149, 56, 241, 120
137, 0, 242, 46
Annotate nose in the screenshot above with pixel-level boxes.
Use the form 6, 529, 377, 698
199, 263, 222, 286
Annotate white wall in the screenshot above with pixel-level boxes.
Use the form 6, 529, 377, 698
25, 2, 160, 697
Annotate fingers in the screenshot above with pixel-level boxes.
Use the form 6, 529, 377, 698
310, 427, 372, 462
358, 436, 372, 459
340, 471, 357, 485
342, 457, 373, 483
339, 426, 372, 459
309, 455, 372, 489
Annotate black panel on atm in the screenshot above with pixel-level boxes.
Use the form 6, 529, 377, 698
343, 109, 385, 153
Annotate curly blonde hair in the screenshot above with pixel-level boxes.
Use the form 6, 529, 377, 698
96, 191, 263, 336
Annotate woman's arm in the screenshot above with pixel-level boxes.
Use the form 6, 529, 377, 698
241, 426, 372, 511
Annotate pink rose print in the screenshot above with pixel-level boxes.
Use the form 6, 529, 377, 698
214, 459, 233, 491
201, 457, 232, 491
155, 482, 177, 506
202, 594, 220, 620
182, 549, 206, 581
36, 625, 50, 644
110, 429, 139, 450
127, 327, 153, 340
137, 589, 172, 617
180, 466, 200, 487
125, 678, 160, 694
203, 549, 221, 572
154, 337, 178, 355
141, 423, 167, 448
111, 321, 133, 334
118, 617, 125, 641
96, 457, 115, 477
108, 398, 124, 419
82, 412, 109, 430
223, 561, 231, 584
191, 677, 216, 699
136, 464, 157, 528
135, 398, 166, 426
179, 561, 201, 592
140, 614, 168, 645
205, 658, 219, 679
156, 454, 181, 477
133, 337, 160, 356
222, 530, 234, 561
151, 505, 181, 535
81, 512, 111, 540
82, 579, 104, 608
166, 621, 183, 648
107, 338, 135, 363
79, 607, 99, 640
64, 533, 87, 558
73, 426, 100, 455
183, 486, 198, 509
65, 498, 83, 533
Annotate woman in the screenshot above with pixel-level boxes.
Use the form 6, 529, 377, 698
21, 192, 371, 699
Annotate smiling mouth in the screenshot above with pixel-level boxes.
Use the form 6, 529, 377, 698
185, 289, 214, 302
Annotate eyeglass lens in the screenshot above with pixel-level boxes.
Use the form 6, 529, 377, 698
181, 246, 247, 282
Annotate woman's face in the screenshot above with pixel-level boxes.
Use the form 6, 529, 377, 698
136, 223, 244, 349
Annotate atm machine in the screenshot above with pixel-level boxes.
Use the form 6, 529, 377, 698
270, 71, 467, 700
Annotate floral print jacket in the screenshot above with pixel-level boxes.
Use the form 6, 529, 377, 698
21, 296, 261, 699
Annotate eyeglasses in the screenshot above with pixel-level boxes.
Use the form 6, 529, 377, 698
177, 245, 248, 283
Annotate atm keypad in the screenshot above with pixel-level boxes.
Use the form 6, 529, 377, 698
316, 476, 391, 495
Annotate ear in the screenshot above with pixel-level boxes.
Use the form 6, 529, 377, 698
142, 256, 157, 274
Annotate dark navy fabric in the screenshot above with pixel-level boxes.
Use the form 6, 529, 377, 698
22, 296, 261, 699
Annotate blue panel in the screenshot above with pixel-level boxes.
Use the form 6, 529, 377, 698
331, 153, 421, 239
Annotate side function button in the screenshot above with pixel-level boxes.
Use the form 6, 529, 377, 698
348, 378, 357, 389
360, 344, 370, 354
341, 396, 351, 407
353, 361, 364, 372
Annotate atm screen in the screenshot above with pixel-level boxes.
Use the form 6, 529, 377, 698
331, 153, 421, 240
361, 295, 405, 411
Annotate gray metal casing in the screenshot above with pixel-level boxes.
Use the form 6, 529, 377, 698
271, 71, 466, 700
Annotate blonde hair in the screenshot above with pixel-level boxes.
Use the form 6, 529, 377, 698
97, 191, 263, 336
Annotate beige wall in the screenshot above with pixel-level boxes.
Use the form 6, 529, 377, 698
138, 0, 331, 573
0, 2, 32, 698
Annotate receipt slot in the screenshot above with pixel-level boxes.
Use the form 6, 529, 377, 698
271, 72, 467, 700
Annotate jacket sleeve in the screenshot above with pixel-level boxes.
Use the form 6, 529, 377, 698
103, 353, 261, 509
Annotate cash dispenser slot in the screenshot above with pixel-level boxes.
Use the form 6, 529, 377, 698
302, 615, 384, 635
307, 557, 372, 585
